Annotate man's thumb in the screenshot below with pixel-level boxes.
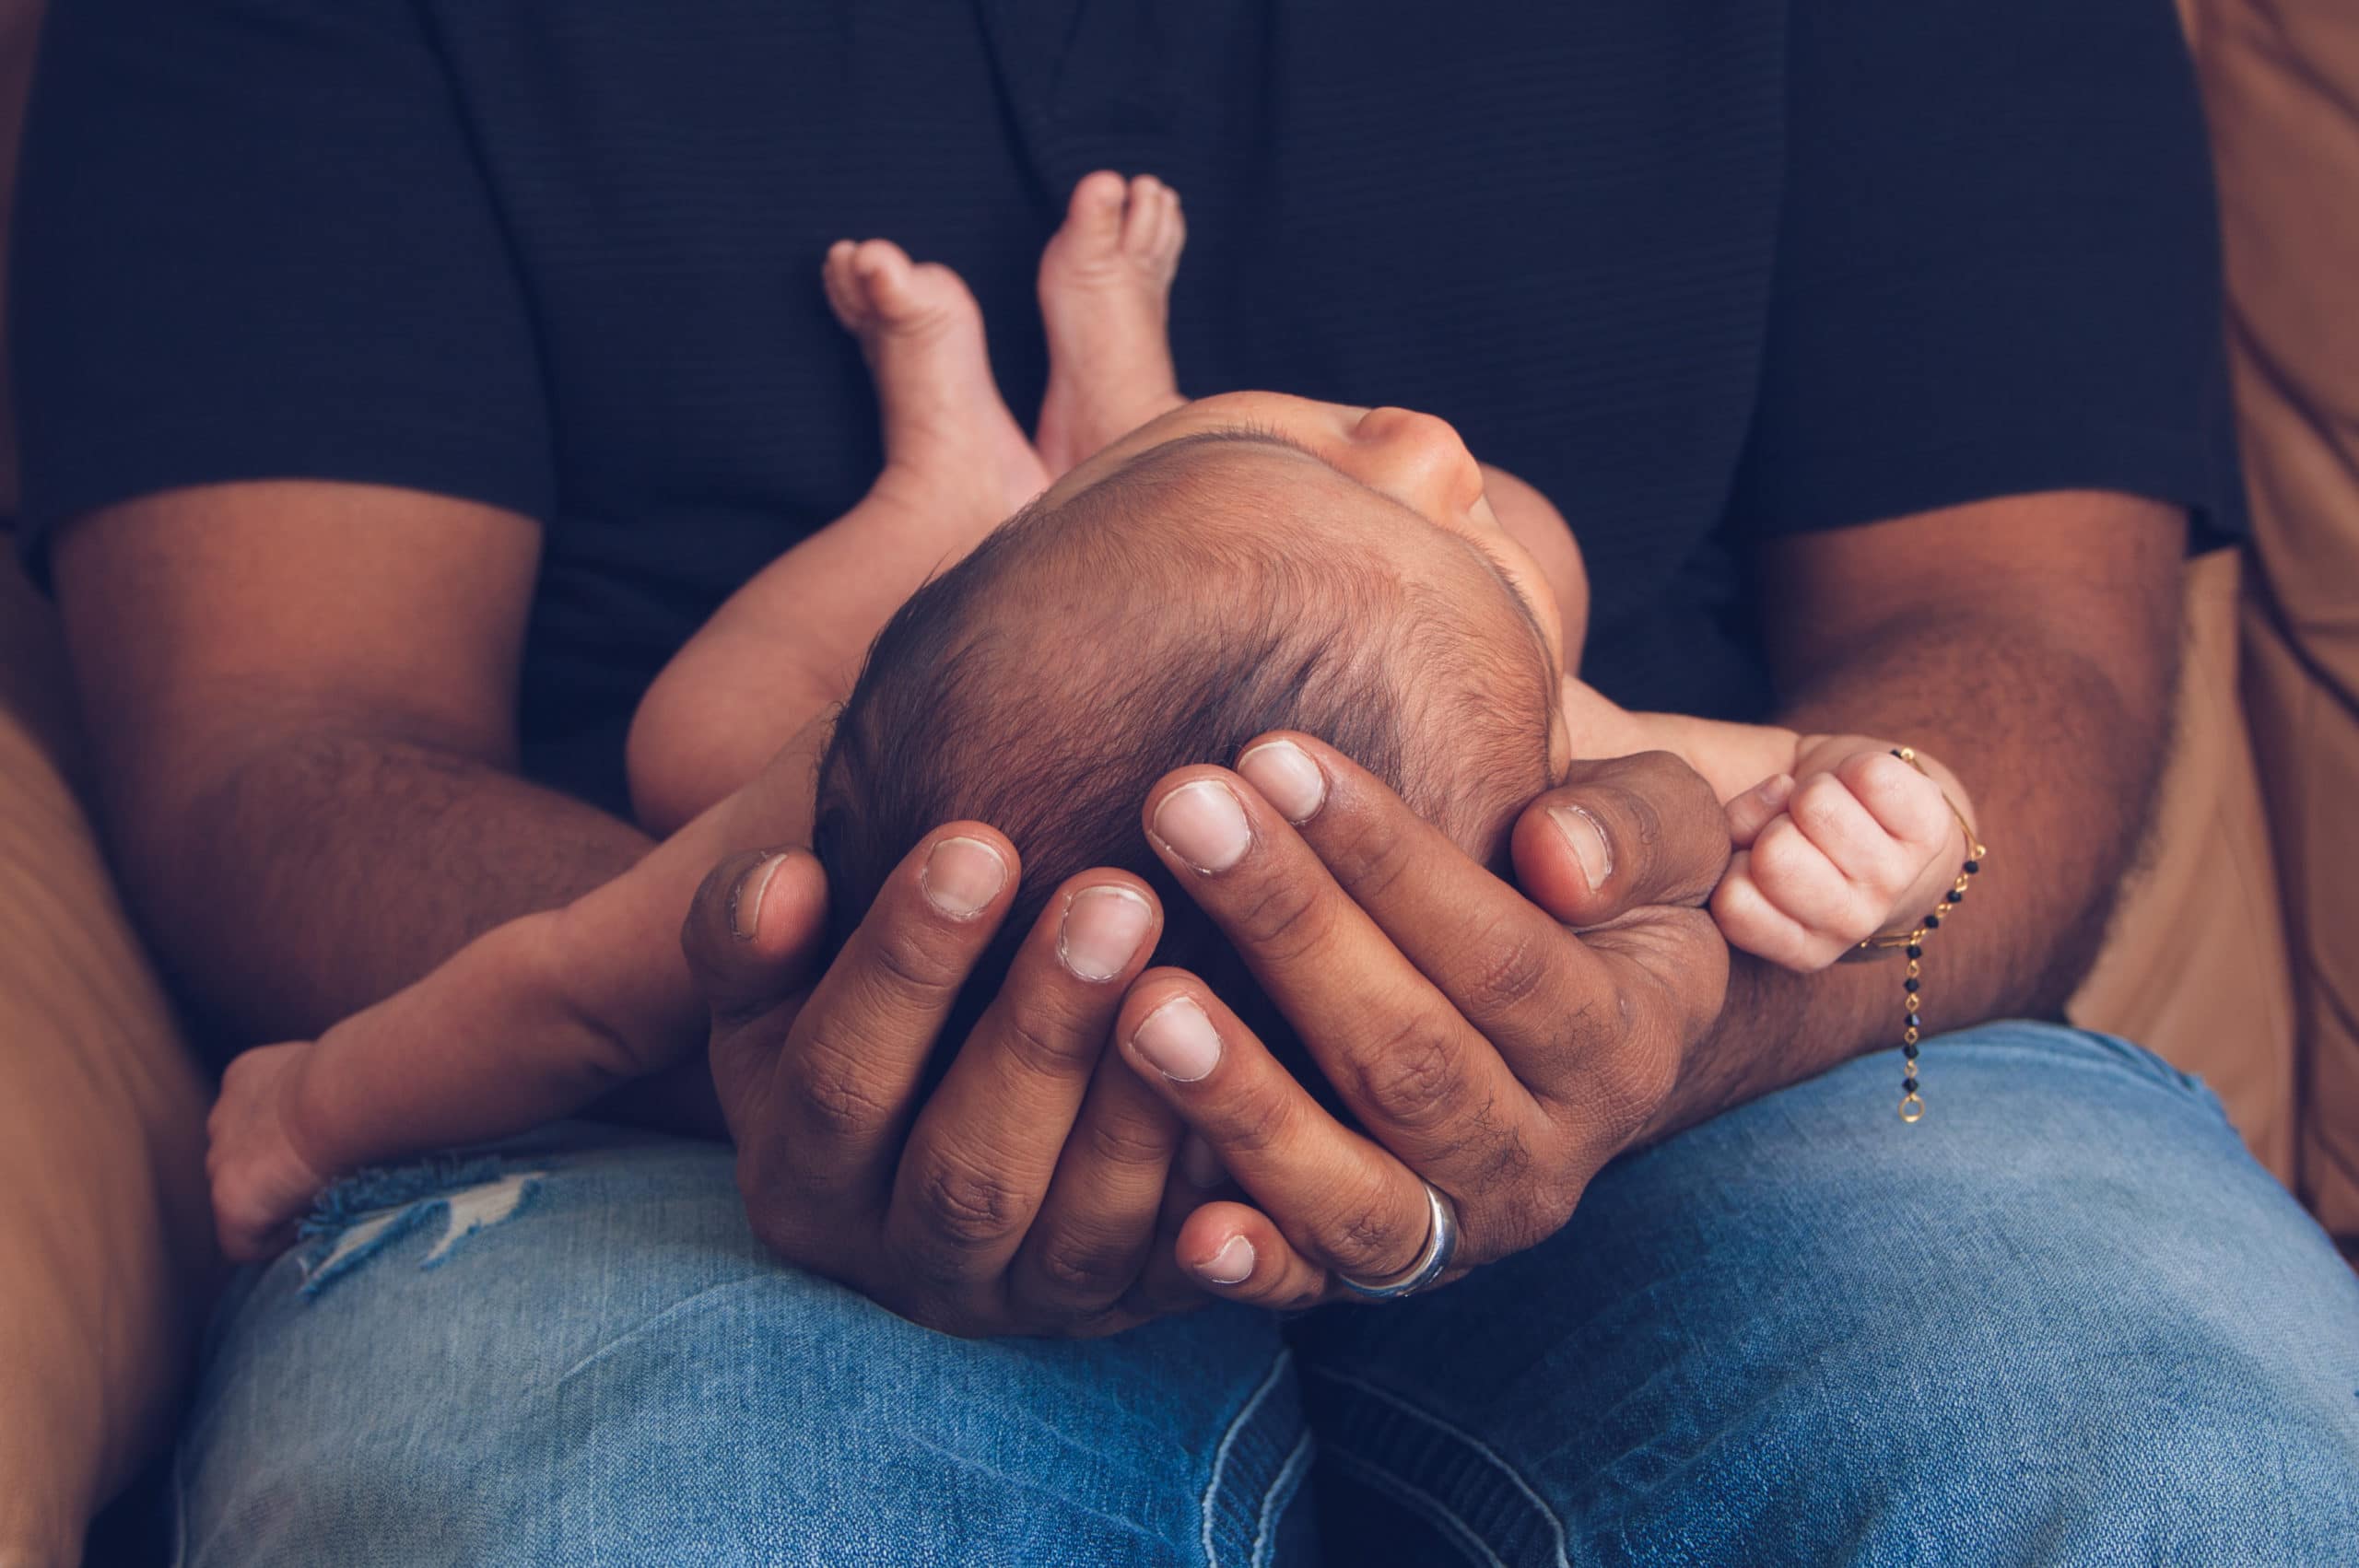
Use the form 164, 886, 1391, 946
681, 848, 831, 1024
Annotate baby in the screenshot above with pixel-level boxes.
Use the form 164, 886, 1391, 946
207, 174, 1970, 1261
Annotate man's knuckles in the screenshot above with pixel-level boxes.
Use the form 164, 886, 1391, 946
1333, 1009, 1473, 1134
1220, 867, 1340, 964
779, 1046, 900, 1141
1294, 790, 1420, 903
902, 1144, 1031, 1254
1022, 1227, 1148, 1309
1455, 914, 1559, 1022
1317, 1181, 1431, 1279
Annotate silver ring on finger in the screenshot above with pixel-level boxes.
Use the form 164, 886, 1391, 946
1335, 1180, 1458, 1301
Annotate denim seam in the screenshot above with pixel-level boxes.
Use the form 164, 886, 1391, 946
1322, 1447, 1507, 1568
1309, 1367, 1571, 1567
1203, 1346, 1294, 1568
1251, 1430, 1315, 1568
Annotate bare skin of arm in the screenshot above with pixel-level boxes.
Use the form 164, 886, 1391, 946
1637, 488, 2184, 1139
50, 481, 655, 1046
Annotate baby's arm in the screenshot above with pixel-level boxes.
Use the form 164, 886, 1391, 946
627, 476, 1002, 837
1565, 685, 1970, 973
206, 720, 829, 1260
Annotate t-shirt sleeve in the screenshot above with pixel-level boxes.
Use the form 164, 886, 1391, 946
8, 0, 555, 563
1725, 0, 2244, 546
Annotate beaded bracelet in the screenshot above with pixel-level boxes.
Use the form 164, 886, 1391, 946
1852, 747, 1986, 1123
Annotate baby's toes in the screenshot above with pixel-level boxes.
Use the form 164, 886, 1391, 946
1063, 170, 1131, 254
848, 239, 921, 317
1120, 175, 1173, 256
820, 239, 867, 330
1140, 179, 1186, 279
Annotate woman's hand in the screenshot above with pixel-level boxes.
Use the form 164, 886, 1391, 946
682, 830, 1215, 1337
1115, 734, 1733, 1306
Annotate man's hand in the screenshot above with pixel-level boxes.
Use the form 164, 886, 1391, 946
684, 743, 1731, 1330
683, 831, 1214, 1337
1108, 737, 1732, 1306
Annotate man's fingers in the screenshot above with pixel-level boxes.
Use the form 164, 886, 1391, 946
1212, 736, 1704, 1157
887, 872, 1163, 1293
1228, 734, 1672, 1082
1010, 1041, 1184, 1323
1510, 750, 1732, 929
1114, 971, 1463, 1281
685, 848, 831, 1141
1173, 1200, 1331, 1311
749, 826, 1018, 1219
1141, 763, 1555, 1188
682, 848, 832, 1026
1114, 1134, 1234, 1318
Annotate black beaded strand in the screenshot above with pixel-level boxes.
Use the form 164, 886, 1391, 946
1884, 748, 1986, 1124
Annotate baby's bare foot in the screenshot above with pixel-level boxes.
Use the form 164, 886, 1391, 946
824, 238, 1049, 522
1035, 171, 1188, 476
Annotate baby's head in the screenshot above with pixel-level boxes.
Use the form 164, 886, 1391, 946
812, 393, 1570, 1058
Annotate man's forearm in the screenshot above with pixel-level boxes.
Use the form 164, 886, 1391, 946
1643, 591, 2178, 1141
113, 723, 651, 1047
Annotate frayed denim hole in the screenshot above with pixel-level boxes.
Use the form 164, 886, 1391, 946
297, 1154, 542, 1299
299, 1153, 510, 1236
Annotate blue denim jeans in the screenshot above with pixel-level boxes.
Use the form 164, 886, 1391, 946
175, 1024, 2359, 1564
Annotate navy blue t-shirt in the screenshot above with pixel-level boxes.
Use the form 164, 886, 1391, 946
12, 0, 2238, 815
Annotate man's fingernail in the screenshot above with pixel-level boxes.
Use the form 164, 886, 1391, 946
1237, 740, 1327, 823
1152, 779, 1251, 873
1751, 774, 1796, 813
1180, 1132, 1225, 1188
1198, 1235, 1255, 1285
1548, 804, 1614, 892
730, 853, 791, 941
921, 836, 1007, 919
1057, 884, 1155, 981
1132, 996, 1222, 1082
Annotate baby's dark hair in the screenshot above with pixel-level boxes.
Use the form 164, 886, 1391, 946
811, 439, 1556, 1070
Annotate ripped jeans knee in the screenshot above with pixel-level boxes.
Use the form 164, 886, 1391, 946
297, 1153, 549, 1297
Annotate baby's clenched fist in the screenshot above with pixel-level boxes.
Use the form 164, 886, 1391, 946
1710, 744, 1963, 972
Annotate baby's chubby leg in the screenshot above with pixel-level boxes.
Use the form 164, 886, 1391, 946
1036, 172, 1190, 474
822, 239, 1050, 526
628, 245, 1048, 832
